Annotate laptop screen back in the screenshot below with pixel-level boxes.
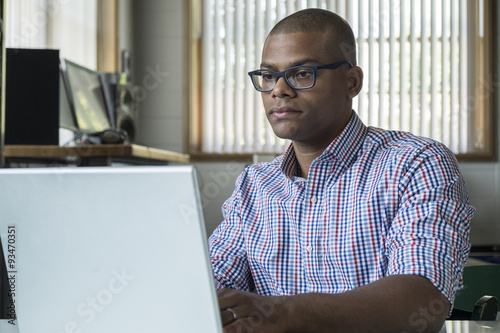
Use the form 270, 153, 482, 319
0, 166, 222, 333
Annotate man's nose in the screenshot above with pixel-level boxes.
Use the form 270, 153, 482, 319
272, 77, 295, 97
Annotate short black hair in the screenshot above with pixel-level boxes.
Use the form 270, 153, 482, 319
267, 8, 357, 65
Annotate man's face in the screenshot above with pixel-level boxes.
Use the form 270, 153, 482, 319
260, 31, 354, 148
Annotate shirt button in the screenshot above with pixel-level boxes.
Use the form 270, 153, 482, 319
310, 196, 318, 203
306, 245, 313, 252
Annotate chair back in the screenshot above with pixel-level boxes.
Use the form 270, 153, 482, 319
454, 265, 500, 312
451, 265, 500, 320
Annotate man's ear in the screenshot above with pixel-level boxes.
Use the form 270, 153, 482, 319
346, 66, 363, 98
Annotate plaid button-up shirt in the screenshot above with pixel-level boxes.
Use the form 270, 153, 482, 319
209, 111, 474, 305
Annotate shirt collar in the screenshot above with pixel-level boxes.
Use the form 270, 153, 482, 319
280, 111, 368, 178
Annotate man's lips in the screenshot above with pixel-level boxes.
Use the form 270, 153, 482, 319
269, 106, 301, 118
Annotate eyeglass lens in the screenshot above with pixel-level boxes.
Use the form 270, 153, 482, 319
253, 67, 315, 91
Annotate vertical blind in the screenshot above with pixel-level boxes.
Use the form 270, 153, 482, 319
5, 0, 48, 49
5, 0, 97, 69
200, 0, 489, 155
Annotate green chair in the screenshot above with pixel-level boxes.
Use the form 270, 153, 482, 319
449, 265, 500, 321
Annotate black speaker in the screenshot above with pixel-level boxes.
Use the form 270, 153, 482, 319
99, 73, 138, 143
115, 82, 138, 143
5, 48, 60, 145
114, 50, 138, 143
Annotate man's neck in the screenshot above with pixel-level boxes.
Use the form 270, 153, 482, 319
290, 111, 353, 179
292, 142, 329, 179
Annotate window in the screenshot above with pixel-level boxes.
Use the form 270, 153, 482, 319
5, 0, 117, 71
189, 0, 496, 160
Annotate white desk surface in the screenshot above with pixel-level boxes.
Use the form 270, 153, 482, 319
444, 320, 500, 332
1, 320, 499, 332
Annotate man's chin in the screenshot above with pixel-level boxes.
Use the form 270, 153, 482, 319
269, 123, 298, 141
271, 129, 294, 141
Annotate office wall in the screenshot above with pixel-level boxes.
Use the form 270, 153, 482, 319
132, 0, 500, 244
130, 0, 185, 153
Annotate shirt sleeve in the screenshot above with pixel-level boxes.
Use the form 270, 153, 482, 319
385, 143, 474, 308
208, 170, 255, 292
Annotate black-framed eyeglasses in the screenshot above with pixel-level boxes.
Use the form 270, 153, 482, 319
247, 60, 352, 92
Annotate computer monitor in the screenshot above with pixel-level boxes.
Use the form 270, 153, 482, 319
59, 66, 78, 132
63, 59, 112, 133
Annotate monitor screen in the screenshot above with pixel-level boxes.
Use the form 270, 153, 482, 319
59, 69, 78, 131
64, 60, 111, 132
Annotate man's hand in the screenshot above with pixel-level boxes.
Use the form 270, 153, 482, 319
217, 275, 449, 333
217, 288, 291, 333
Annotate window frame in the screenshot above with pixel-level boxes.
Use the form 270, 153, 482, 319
96, 0, 119, 73
455, 0, 497, 161
188, 0, 497, 161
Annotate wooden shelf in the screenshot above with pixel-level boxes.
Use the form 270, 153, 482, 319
3, 144, 190, 166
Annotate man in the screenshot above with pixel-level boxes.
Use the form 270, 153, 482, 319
209, 8, 474, 333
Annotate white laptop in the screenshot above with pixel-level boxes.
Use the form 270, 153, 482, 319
0, 166, 222, 333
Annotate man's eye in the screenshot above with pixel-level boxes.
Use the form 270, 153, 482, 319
261, 72, 275, 81
295, 70, 313, 79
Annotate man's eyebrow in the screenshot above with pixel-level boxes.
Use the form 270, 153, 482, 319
259, 58, 321, 70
